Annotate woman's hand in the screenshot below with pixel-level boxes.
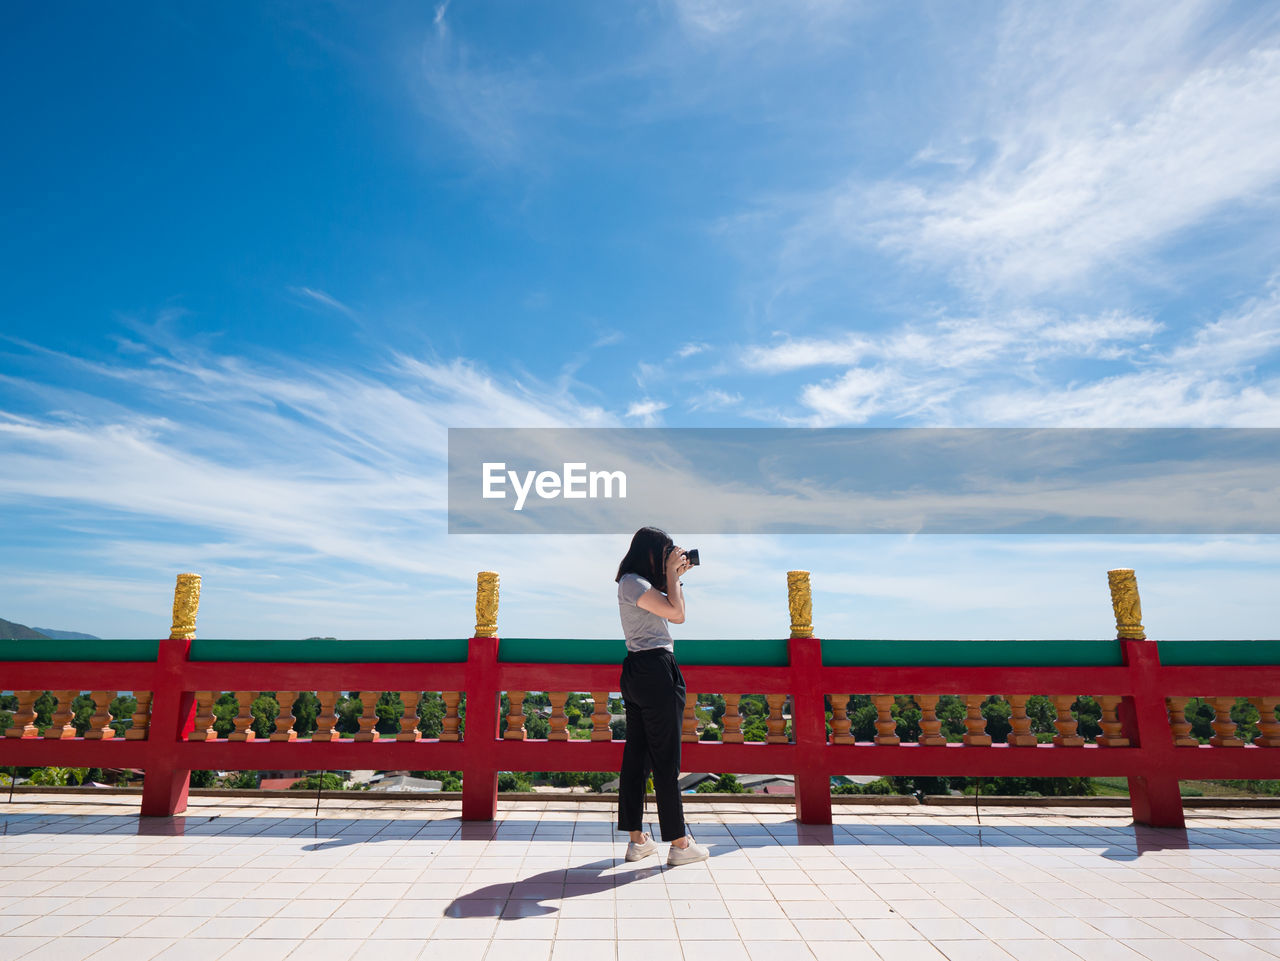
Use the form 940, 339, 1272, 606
666, 546, 691, 578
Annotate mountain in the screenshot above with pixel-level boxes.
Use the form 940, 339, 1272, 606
0, 618, 50, 640
32, 627, 101, 640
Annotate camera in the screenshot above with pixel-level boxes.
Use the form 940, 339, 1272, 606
667, 544, 700, 567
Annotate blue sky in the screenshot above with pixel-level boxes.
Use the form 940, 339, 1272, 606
3, 1, 1280, 640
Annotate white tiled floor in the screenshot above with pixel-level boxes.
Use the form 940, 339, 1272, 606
1, 794, 1280, 960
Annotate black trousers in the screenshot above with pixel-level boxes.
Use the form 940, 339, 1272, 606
617, 647, 687, 841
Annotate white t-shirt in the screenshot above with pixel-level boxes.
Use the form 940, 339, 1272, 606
617, 572, 674, 653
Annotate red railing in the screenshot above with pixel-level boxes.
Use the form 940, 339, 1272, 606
2, 569, 1278, 829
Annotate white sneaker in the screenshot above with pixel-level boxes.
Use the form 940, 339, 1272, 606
625, 832, 658, 861
666, 837, 709, 866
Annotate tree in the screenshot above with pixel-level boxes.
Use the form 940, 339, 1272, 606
189, 770, 217, 788
498, 772, 531, 792
289, 773, 346, 790
610, 718, 627, 740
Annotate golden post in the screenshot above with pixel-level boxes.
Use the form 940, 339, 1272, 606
171, 573, 201, 640
475, 571, 500, 638
1107, 568, 1145, 640
787, 570, 813, 638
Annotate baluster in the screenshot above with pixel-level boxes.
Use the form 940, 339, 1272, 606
227, 691, 257, 741
721, 693, 744, 743
397, 691, 423, 741
83, 691, 117, 740
354, 691, 380, 741
682, 694, 699, 743
505, 691, 527, 740
872, 695, 899, 745
1209, 696, 1244, 747
312, 691, 340, 741
440, 691, 461, 741
962, 695, 991, 746
188, 692, 218, 741
1166, 697, 1198, 746
590, 691, 611, 741
1051, 695, 1084, 747
270, 692, 297, 742
5, 690, 39, 738
916, 695, 946, 746
1250, 697, 1280, 747
125, 691, 152, 740
1005, 695, 1038, 746
1095, 695, 1130, 747
548, 692, 569, 741
43, 690, 78, 739
765, 694, 788, 743
829, 694, 854, 744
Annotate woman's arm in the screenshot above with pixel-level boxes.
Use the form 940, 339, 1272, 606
637, 548, 690, 623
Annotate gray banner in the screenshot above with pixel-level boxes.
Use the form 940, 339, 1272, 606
447, 428, 1280, 534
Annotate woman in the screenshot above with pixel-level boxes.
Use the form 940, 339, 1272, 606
615, 526, 709, 866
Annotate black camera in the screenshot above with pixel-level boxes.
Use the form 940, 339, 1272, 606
667, 545, 700, 567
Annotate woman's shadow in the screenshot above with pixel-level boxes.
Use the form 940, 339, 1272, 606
444, 849, 716, 918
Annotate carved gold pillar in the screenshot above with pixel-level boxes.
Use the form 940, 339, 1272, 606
1050, 695, 1084, 747
765, 694, 788, 743
1005, 695, 1038, 746
504, 691, 527, 740
682, 695, 699, 743
312, 691, 340, 741
171, 573, 201, 639
1209, 697, 1243, 747
354, 691, 380, 741
1250, 697, 1280, 747
440, 691, 461, 741
83, 691, 116, 740
915, 695, 946, 746
962, 695, 991, 746
1107, 569, 1145, 640
227, 692, 257, 741
1095, 695, 1130, 747
188, 692, 218, 741
872, 695, 899, 745
43, 691, 78, 739
829, 694, 854, 744
721, 693, 744, 743
475, 571, 499, 638
397, 691, 423, 741
787, 570, 813, 637
125, 691, 152, 740
4, 690, 39, 738
270, 692, 298, 742
548, 692, 570, 741
590, 691, 611, 741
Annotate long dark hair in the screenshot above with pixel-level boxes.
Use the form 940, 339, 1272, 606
615, 526, 673, 592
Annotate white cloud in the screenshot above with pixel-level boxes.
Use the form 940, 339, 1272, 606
625, 399, 668, 425
768, 3, 1280, 295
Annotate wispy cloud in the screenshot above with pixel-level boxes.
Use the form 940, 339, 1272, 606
762, 2, 1280, 297
625, 398, 668, 425
288, 286, 358, 320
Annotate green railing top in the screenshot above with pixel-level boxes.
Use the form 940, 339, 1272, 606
497, 638, 791, 666
188, 639, 469, 663
821, 639, 1125, 667
1, 637, 1277, 668
0, 639, 160, 662
1158, 639, 1280, 665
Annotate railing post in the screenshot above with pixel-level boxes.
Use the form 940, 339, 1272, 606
1110, 569, 1184, 829
140, 573, 200, 817
788, 570, 831, 825
462, 571, 500, 820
